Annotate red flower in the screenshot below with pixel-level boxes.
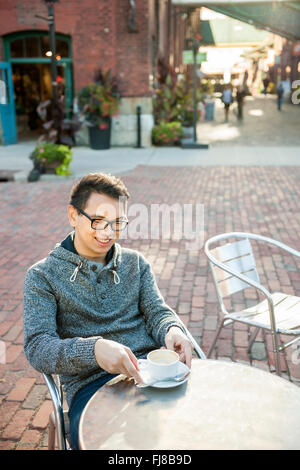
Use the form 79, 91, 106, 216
99, 124, 108, 130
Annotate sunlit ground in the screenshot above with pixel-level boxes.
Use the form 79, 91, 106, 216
198, 94, 300, 146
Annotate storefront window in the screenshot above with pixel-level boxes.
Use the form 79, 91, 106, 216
25, 37, 40, 58
4, 31, 73, 138
40, 36, 50, 57
10, 39, 24, 58
9, 34, 70, 59
56, 38, 69, 58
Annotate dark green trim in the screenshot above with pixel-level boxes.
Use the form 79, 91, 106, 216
3, 30, 72, 61
2, 30, 73, 114
9, 58, 72, 64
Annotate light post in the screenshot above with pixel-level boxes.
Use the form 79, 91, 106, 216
182, 34, 209, 149
46, 0, 59, 105
45, 0, 59, 105
36, 1, 59, 105
192, 36, 200, 143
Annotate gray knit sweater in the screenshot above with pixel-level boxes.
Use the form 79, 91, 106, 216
23, 233, 184, 405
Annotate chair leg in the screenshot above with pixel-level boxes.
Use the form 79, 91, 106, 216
247, 327, 261, 354
281, 340, 292, 382
48, 413, 56, 450
207, 318, 227, 358
272, 332, 282, 377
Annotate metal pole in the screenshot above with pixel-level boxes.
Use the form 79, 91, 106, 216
47, 2, 58, 105
192, 42, 197, 143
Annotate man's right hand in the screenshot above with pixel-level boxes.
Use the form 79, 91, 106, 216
94, 338, 143, 384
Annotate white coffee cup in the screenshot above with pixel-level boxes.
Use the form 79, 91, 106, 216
147, 349, 179, 380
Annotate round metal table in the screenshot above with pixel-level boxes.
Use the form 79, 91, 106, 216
79, 359, 300, 450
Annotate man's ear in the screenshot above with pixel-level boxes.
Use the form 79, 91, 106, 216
67, 204, 77, 228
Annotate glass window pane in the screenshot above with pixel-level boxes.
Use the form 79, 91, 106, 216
0, 69, 11, 104
41, 35, 51, 57
56, 39, 69, 57
10, 39, 24, 58
25, 37, 40, 57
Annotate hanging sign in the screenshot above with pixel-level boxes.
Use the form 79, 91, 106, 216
292, 42, 300, 56
182, 51, 207, 64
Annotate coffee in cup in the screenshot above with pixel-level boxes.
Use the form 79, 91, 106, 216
147, 349, 179, 380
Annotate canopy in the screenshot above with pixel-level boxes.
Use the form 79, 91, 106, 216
171, 1, 300, 41
200, 17, 270, 45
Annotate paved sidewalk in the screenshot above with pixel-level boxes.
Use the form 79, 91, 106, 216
0, 164, 300, 450
0, 95, 300, 181
198, 93, 300, 147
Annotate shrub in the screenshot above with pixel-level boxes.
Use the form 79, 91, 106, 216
32, 143, 72, 176
152, 121, 183, 146
153, 73, 201, 127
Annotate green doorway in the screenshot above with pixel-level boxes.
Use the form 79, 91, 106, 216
3, 31, 73, 141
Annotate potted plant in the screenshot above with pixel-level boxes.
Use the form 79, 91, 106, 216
36, 95, 82, 147
27, 93, 81, 182
78, 69, 120, 150
30, 143, 72, 176
152, 64, 200, 142
152, 121, 183, 146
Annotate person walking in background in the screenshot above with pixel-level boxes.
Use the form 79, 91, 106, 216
236, 86, 245, 121
277, 82, 284, 111
222, 85, 233, 122
263, 77, 269, 95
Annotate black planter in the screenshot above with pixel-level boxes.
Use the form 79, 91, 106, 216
88, 119, 111, 150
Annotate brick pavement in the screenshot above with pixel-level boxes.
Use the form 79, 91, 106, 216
0, 165, 300, 449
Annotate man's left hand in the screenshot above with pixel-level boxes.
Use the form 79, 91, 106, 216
164, 326, 192, 368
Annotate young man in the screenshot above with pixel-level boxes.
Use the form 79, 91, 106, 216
23, 173, 192, 449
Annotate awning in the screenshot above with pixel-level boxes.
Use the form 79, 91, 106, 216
171, 1, 300, 42
200, 17, 270, 45
240, 36, 274, 58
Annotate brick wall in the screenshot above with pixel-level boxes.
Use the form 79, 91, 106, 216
0, 0, 152, 96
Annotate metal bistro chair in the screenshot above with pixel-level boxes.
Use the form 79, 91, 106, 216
43, 373, 72, 450
43, 321, 206, 450
204, 232, 300, 377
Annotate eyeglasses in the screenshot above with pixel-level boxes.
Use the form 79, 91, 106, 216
73, 205, 128, 232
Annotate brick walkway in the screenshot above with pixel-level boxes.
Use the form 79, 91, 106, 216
1, 165, 300, 449
199, 94, 300, 147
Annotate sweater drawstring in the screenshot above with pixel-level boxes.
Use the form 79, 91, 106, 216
70, 260, 120, 285
70, 261, 83, 283
110, 268, 120, 285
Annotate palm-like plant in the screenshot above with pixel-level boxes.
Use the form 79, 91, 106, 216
78, 69, 120, 128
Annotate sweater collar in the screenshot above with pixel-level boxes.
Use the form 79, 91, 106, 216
50, 232, 121, 277
60, 231, 115, 264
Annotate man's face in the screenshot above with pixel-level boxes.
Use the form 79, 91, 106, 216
68, 192, 127, 261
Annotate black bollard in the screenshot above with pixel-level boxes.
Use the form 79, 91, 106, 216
135, 105, 142, 148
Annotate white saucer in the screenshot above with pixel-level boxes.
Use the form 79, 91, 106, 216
137, 359, 190, 389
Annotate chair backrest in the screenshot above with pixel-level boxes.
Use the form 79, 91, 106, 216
43, 373, 67, 450
208, 238, 260, 300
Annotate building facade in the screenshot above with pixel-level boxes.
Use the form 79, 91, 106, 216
0, 0, 189, 146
